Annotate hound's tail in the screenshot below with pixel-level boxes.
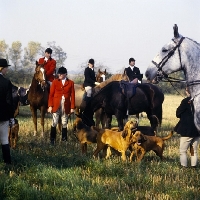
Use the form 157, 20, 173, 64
162, 131, 173, 141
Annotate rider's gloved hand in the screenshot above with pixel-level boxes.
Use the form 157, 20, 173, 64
95, 82, 100, 86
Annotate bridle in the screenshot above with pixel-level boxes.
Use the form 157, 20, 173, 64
152, 36, 186, 83
96, 73, 106, 83
152, 36, 200, 99
35, 66, 47, 90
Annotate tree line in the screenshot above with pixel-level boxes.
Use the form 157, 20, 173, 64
0, 40, 67, 85
0, 40, 185, 94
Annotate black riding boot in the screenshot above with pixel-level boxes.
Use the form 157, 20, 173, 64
61, 128, 67, 141
80, 96, 92, 114
85, 97, 92, 105
2, 144, 11, 164
50, 126, 56, 145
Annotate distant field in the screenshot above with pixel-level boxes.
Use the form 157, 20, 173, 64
1, 94, 200, 200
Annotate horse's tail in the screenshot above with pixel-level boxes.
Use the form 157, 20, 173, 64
151, 115, 160, 126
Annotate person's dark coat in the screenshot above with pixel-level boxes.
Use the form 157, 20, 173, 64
0, 74, 14, 121
83, 67, 96, 87
174, 97, 199, 137
124, 66, 141, 82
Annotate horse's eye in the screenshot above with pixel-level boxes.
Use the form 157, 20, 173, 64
162, 48, 168, 52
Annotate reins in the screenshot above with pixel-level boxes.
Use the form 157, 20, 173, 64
152, 37, 185, 75
152, 36, 200, 100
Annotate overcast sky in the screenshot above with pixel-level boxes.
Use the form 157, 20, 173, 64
1, 0, 200, 74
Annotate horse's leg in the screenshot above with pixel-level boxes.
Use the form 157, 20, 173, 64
115, 111, 124, 131
95, 109, 101, 129
136, 113, 139, 124
105, 114, 112, 129
40, 106, 46, 137
95, 108, 107, 129
30, 105, 37, 136
147, 112, 159, 131
117, 118, 124, 131
101, 111, 107, 129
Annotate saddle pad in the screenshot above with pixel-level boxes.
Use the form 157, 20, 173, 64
120, 80, 139, 99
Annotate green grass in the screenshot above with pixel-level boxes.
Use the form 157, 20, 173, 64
0, 95, 200, 199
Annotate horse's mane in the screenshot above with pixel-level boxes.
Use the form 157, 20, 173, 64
186, 37, 200, 47
93, 81, 120, 97
95, 74, 129, 89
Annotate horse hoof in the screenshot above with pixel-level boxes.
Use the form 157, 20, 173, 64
33, 131, 37, 136
41, 132, 44, 137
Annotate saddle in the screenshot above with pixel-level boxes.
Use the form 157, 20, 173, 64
120, 80, 139, 99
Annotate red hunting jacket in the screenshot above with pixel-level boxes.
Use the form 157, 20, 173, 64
39, 57, 56, 82
48, 79, 75, 114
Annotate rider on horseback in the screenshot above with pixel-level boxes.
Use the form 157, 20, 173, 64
124, 58, 143, 84
38, 48, 56, 86
83, 59, 100, 105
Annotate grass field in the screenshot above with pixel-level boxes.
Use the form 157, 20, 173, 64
1, 94, 200, 200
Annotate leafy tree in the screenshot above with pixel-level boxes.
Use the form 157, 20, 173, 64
9, 41, 22, 71
0, 40, 8, 59
23, 41, 42, 73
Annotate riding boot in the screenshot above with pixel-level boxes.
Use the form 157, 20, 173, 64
50, 126, 56, 145
85, 97, 92, 106
2, 144, 11, 164
61, 128, 67, 141
80, 97, 92, 114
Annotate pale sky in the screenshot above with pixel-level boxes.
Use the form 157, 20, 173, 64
1, 0, 200, 74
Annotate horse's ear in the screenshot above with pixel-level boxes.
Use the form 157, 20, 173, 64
36, 61, 38, 65
104, 69, 106, 74
173, 24, 179, 38
122, 129, 127, 138
124, 69, 127, 75
98, 69, 101, 73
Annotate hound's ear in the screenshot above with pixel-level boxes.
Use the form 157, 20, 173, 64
122, 129, 127, 138
75, 113, 81, 118
131, 128, 137, 134
76, 120, 84, 130
141, 134, 147, 142
173, 24, 179, 38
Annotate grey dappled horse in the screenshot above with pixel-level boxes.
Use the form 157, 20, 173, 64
145, 24, 200, 131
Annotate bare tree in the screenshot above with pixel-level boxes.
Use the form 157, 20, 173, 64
9, 41, 22, 71
47, 41, 67, 68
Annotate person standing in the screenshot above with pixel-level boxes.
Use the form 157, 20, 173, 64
48, 66, 75, 144
124, 58, 141, 83
0, 59, 15, 164
83, 58, 100, 104
174, 88, 200, 168
38, 48, 56, 85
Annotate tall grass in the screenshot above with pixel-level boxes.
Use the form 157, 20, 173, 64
0, 95, 200, 200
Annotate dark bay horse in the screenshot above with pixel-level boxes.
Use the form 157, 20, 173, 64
74, 69, 107, 128
76, 71, 130, 128
94, 72, 129, 128
82, 81, 164, 131
28, 61, 49, 136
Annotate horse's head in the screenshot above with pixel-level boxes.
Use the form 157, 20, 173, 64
145, 24, 186, 84
34, 61, 47, 88
96, 69, 106, 83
